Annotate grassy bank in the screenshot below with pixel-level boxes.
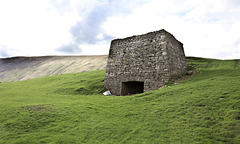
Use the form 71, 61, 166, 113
0, 57, 239, 143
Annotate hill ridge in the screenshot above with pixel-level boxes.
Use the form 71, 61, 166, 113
0, 55, 108, 82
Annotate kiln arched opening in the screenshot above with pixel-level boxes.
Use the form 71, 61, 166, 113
121, 81, 144, 96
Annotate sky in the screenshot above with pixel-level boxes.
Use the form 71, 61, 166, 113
0, 0, 239, 59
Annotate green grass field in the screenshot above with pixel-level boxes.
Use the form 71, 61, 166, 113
0, 57, 239, 143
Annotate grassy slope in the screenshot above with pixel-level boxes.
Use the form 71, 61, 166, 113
0, 57, 239, 143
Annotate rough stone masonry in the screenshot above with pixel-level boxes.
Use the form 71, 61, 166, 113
104, 29, 187, 96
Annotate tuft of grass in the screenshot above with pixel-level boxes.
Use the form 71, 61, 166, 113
0, 57, 240, 143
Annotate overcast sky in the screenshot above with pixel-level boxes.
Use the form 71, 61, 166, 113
0, 0, 239, 59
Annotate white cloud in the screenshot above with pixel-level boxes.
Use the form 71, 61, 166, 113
0, 0, 79, 57
103, 0, 240, 59
0, 0, 239, 59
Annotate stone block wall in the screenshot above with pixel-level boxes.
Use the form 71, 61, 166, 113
104, 29, 187, 96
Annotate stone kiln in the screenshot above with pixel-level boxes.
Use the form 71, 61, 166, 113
104, 29, 187, 96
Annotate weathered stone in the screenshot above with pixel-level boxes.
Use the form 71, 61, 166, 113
104, 29, 187, 96
186, 70, 193, 75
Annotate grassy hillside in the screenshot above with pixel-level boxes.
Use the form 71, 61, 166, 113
0, 55, 107, 82
0, 57, 239, 143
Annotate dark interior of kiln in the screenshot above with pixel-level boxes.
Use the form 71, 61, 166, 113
121, 81, 144, 95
